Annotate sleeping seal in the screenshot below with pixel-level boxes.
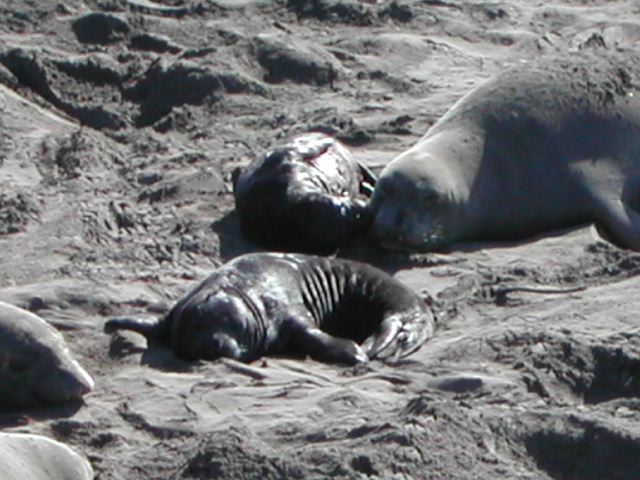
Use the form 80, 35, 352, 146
0, 301, 94, 409
105, 253, 434, 364
370, 51, 640, 251
233, 132, 376, 253
0, 432, 93, 480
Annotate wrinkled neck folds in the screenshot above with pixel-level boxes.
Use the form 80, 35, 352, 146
222, 284, 268, 353
299, 261, 351, 327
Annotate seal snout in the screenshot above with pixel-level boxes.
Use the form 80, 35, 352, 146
33, 359, 94, 404
371, 206, 447, 252
370, 201, 413, 250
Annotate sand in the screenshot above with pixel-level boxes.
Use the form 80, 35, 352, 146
1, 1, 640, 478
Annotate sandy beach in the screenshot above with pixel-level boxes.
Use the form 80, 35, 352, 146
2, 1, 640, 478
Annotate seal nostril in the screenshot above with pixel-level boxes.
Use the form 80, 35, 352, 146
34, 363, 94, 403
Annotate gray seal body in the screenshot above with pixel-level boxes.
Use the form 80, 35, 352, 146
106, 253, 434, 364
0, 432, 93, 480
371, 51, 640, 251
0, 301, 94, 409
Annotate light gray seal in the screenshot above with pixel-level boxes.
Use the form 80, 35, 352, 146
370, 52, 640, 251
0, 301, 94, 409
0, 432, 93, 480
105, 252, 435, 364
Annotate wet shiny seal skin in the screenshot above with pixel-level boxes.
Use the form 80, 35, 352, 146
0, 301, 94, 409
233, 132, 376, 253
0, 432, 94, 480
105, 253, 435, 364
371, 51, 640, 252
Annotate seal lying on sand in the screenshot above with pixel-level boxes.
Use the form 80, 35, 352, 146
0, 301, 94, 409
233, 132, 376, 253
0, 432, 93, 480
371, 51, 640, 251
105, 253, 434, 364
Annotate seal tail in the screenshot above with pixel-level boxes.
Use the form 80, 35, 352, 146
104, 316, 168, 340
363, 311, 436, 361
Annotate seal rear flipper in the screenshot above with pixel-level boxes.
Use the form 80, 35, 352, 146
104, 317, 168, 341
358, 161, 377, 197
284, 318, 368, 365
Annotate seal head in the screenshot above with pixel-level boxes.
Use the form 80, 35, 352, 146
0, 302, 94, 409
168, 288, 265, 362
371, 146, 467, 251
0, 432, 93, 480
233, 132, 376, 253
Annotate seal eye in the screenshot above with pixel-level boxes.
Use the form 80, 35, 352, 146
7, 353, 33, 374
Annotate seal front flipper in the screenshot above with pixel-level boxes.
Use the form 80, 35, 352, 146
594, 196, 640, 250
362, 316, 402, 359
283, 317, 368, 365
363, 312, 436, 361
104, 317, 169, 341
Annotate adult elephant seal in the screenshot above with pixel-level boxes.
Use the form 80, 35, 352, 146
0, 432, 93, 480
105, 253, 434, 364
371, 51, 640, 251
0, 301, 94, 409
233, 132, 376, 253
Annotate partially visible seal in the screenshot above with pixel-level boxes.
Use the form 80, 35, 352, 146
0, 432, 93, 480
371, 52, 640, 251
105, 253, 434, 364
233, 132, 376, 253
0, 301, 94, 409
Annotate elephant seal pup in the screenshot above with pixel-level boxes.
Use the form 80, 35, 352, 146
371, 51, 640, 251
105, 253, 434, 364
233, 132, 376, 253
0, 432, 93, 480
0, 301, 94, 409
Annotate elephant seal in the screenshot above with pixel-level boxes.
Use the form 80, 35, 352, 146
0, 301, 94, 409
105, 253, 434, 364
370, 51, 640, 251
0, 432, 93, 480
233, 132, 376, 253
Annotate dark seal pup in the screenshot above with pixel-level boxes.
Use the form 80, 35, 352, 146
233, 132, 376, 253
105, 253, 434, 364
371, 51, 640, 251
